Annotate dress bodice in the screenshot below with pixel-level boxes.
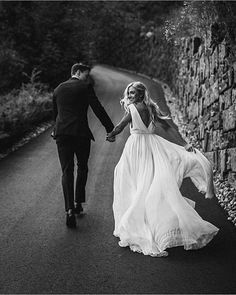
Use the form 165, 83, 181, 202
129, 103, 155, 135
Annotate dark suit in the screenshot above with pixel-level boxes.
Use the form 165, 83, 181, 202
53, 77, 114, 211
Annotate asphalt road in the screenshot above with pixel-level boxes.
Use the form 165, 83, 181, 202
0, 65, 236, 294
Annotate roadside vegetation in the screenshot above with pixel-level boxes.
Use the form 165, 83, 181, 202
0, 69, 52, 148
0, 1, 235, 151
0, 1, 181, 151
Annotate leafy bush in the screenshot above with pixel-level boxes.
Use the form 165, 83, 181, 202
164, 0, 236, 46
0, 69, 52, 137
0, 42, 26, 92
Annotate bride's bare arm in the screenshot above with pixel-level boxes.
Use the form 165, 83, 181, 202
107, 112, 132, 138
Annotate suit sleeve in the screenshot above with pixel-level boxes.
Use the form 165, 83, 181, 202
87, 84, 114, 133
52, 91, 58, 122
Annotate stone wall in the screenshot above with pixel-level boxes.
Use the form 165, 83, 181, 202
172, 31, 236, 188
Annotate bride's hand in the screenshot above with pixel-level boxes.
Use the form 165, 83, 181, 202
106, 133, 116, 142
184, 143, 196, 153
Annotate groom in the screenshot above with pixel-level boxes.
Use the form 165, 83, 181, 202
53, 63, 114, 228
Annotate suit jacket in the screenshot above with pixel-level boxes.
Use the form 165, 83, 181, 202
53, 77, 114, 141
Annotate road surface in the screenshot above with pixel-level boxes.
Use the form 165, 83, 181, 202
0, 65, 235, 294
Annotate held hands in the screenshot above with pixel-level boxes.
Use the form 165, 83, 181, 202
184, 143, 196, 153
51, 129, 56, 140
106, 132, 116, 142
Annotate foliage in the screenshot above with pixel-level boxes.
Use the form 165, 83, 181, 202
0, 41, 26, 92
164, 0, 236, 45
0, 69, 52, 136
164, 1, 218, 43
1, 1, 235, 93
0, 1, 181, 93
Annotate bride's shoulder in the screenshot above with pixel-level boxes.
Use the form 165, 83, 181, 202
127, 103, 134, 110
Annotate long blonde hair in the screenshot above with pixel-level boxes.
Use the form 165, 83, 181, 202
120, 81, 171, 124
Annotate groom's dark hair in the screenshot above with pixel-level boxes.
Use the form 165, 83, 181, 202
71, 63, 91, 75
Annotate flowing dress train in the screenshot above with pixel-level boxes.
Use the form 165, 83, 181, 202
113, 103, 219, 257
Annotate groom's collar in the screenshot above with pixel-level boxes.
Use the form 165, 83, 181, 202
71, 75, 80, 80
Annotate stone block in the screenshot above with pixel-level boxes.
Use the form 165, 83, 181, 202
192, 81, 197, 96
205, 151, 214, 167
197, 86, 202, 99
211, 51, 218, 75
222, 105, 236, 131
219, 78, 228, 95
209, 74, 215, 86
199, 71, 204, 83
198, 96, 203, 116
228, 67, 234, 87
209, 89, 218, 106
218, 63, 224, 78
206, 118, 212, 131
219, 94, 225, 111
205, 78, 210, 89
213, 119, 220, 130
201, 84, 206, 95
203, 90, 209, 108
227, 148, 236, 172
203, 128, 213, 151
194, 60, 199, 76
224, 88, 232, 109
202, 111, 210, 122
211, 80, 219, 101
199, 122, 205, 139
203, 131, 210, 151
210, 109, 218, 118
205, 56, 210, 78
200, 56, 205, 72
212, 130, 220, 150
219, 132, 229, 149
232, 89, 236, 104
212, 101, 219, 112
201, 140, 205, 150
191, 100, 199, 119
216, 150, 221, 170
206, 151, 219, 170
227, 131, 236, 148
228, 172, 236, 189
190, 67, 194, 77
193, 37, 202, 55
214, 46, 219, 68
214, 150, 220, 170
219, 88, 232, 110
220, 149, 227, 173
223, 59, 230, 74
233, 62, 236, 85
199, 44, 204, 56
219, 42, 226, 63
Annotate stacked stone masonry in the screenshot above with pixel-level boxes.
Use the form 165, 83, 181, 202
174, 33, 236, 188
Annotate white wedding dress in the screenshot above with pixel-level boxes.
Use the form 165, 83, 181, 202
113, 103, 219, 257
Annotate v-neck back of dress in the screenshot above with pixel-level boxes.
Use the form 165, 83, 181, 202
129, 103, 154, 134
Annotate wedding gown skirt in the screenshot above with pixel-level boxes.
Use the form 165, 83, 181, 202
113, 104, 219, 257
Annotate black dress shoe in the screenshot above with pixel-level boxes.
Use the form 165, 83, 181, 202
74, 203, 83, 215
66, 212, 76, 228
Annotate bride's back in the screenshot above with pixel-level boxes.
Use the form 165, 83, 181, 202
133, 102, 151, 128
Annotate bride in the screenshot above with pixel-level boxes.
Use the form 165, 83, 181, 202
106, 81, 219, 257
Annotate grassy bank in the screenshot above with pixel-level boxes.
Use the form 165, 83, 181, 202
0, 74, 53, 152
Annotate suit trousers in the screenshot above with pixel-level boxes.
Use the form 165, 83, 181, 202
56, 135, 91, 211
